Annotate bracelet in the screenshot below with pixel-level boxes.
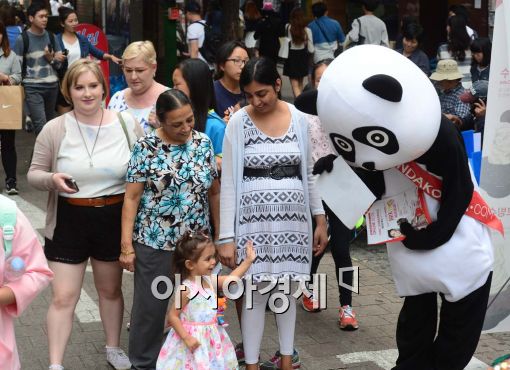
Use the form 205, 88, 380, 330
121, 250, 135, 256
215, 238, 234, 246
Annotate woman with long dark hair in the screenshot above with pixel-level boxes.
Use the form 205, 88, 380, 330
470, 37, 491, 82
218, 57, 328, 370
214, 40, 249, 121
173, 58, 226, 166
437, 15, 472, 87
283, 7, 314, 97
0, 20, 21, 195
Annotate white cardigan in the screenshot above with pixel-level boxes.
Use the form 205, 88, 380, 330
219, 103, 324, 247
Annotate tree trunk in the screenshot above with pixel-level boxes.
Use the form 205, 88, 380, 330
220, 0, 241, 41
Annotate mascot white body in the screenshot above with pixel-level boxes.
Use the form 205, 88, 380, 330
296, 45, 494, 370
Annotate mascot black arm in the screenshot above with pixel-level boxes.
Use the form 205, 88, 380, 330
400, 117, 474, 250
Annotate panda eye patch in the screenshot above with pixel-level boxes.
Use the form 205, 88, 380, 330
330, 133, 356, 162
352, 126, 399, 154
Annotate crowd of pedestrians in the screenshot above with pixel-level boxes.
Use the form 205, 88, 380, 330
0, 0, 498, 369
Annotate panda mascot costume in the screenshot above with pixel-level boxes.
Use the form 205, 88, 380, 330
295, 45, 501, 370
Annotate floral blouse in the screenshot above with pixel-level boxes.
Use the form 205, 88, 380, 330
127, 130, 217, 250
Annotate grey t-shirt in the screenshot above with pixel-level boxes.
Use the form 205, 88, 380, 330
13, 29, 61, 85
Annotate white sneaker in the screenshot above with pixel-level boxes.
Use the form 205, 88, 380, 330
106, 347, 131, 370
49, 365, 64, 370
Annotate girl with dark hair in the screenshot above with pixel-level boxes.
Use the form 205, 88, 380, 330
397, 23, 430, 76
437, 15, 472, 87
121, 88, 220, 369
218, 57, 328, 370
214, 40, 249, 121
243, 0, 261, 55
156, 233, 254, 369
470, 37, 491, 82
173, 58, 226, 164
283, 7, 314, 97
0, 20, 21, 195
56, 7, 121, 113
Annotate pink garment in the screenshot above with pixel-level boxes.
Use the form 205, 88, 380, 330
0, 205, 54, 370
306, 114, 335, 164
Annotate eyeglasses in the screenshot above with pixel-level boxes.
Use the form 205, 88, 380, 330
226, 58, 249, 67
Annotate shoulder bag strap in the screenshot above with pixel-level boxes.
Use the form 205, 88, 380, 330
315, 19, 333, 44
117, 112, 132, 150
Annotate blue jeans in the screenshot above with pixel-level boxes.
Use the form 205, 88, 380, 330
23, 83, 58, 135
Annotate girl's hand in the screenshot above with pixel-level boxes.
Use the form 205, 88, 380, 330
245, 240, 256, 262
148, 111, 160, 129
52, 173, 78, 194
184, 336, 201, 352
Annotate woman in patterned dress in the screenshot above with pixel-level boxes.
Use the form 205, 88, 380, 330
218, 57, 328, 370
120, 89, 220, 368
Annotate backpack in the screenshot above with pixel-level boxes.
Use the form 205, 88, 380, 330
21, 30, 60, 79
192, 20, 222, 64
0, 195, 17, 259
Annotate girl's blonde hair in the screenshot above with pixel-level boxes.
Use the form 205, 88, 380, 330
122, 40, 157, 65
61, 59, 108, 104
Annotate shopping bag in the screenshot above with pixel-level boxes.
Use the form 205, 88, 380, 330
278, 36, 290, 59
0, 86, 23, 130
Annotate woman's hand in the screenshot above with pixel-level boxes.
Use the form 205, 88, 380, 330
52, 173, 78, 194
108, 54, 122, 65
217, 241, 236, 269
474, 99, 486, 118
183, 336, 201, 352
53, 51, 66, 63
313, 215, 328, 256
119, 242, 136, 272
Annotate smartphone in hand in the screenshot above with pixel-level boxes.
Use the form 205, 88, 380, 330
47, 43, 54, 53
64, 178, 79, 192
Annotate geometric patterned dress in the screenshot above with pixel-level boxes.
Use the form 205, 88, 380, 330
236, 112, 310, 282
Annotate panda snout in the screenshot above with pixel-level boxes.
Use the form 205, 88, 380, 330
362, 162, 376, 171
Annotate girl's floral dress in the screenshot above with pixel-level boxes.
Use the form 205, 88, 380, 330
156, 277, 238, 370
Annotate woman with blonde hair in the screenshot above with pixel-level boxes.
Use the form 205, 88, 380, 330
108, 40, 169, 133
28, 59, 144, 370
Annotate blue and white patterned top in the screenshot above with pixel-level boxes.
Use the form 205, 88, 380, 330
108, 89, 154, 134
126, 130, 218, 250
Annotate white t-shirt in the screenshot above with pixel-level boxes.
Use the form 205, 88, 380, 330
63, 38, 81, 67
57, 113, 137, 198
187, 20, 206, 63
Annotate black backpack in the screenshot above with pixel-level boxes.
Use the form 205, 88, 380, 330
192, 21, 222, 64
21, 30, 61, 79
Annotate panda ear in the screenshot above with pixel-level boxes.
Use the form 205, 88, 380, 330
295, 89, 318, 116
362, 74, 403, 103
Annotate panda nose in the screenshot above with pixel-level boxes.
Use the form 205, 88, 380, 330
362, 162, 376, 171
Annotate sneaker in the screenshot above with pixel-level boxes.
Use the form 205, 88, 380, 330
235, 342, 245, 366
106, 347, 131, 370
260, 349, 301, 369
48, 365, 64, 370
339, 305, 359, 331
301, 294, 321, 312
5, 178, 18, 195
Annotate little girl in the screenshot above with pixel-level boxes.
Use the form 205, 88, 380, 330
1, 195, 53, 369
156, 232, 255, 370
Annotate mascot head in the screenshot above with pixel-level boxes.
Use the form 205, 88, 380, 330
296, 45, 441, 171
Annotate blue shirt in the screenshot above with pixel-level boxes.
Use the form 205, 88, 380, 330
308, 16, 345, 62
205, 111, 226, 156
213, 80, 244, 119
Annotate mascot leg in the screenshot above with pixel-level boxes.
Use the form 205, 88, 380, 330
432, 272, 492, 370
394, 293, 438, 370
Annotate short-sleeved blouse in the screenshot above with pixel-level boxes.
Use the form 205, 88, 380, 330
126, 130, 218, 250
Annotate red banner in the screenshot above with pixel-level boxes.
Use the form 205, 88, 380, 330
75, 24, 110, 104
397, 161, 504, 235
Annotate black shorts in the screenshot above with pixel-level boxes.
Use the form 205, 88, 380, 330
45, 197, 123, 264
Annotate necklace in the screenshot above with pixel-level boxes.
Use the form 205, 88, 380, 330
74, 109, 104, 167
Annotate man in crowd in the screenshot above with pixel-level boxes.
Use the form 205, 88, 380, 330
345, 0, 389, 48
185, 1, 207, 62
308, 1, 345, 63
14, 2, 65, 135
